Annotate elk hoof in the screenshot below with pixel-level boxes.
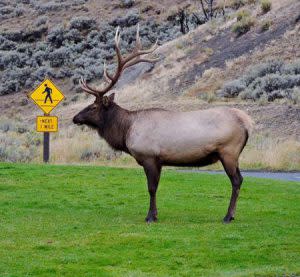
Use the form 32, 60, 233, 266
223, 216, 234, 224
145, 216, 157, 223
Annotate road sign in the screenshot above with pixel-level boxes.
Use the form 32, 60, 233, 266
29, 79, 64, 114
36, 116, 58, 132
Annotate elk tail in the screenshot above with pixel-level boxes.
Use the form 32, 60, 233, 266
231, 108, 255, 136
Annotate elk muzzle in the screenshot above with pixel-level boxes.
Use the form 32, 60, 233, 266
73, 113, 84, 125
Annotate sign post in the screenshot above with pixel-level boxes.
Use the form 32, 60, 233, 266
43, 131, 50, 163
29, 79, 64, 163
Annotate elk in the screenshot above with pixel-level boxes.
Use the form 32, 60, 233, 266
73, 26, 254, 223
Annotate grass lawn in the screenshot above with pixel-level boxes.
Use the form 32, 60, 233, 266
0, 163, 299, 276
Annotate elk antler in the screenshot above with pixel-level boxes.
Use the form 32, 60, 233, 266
79, 24, 159, 98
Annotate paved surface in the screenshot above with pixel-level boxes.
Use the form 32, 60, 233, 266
178, 170, 300, 182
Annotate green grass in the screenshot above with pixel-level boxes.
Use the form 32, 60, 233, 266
0, 163, 299, 277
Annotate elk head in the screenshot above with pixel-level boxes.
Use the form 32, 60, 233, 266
73, 25, 159, 128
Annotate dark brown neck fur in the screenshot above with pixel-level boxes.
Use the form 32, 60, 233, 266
97, 103, 132, 153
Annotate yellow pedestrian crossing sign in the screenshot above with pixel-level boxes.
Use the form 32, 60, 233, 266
29, 79, 64, 114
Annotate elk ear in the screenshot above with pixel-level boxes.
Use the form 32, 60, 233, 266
108, 93, 115, 102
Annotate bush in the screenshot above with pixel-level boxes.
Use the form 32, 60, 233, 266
0, 51, 26, 70
232, 16, 255, 36
64, 29, 82, 43
15, 6, 26, 17
49, 47, 71, 67
236, 9, 251, 21
291, 87, 300, 104
47, 25, 66, 47
119, 0, 135, 8
261, 0, 271, 14
283, 60, 300, 75
0, 35, 16, 50
260, 20, 272, 32
221, 80, 246, 97
35, 2, 69, 14
70, 16, 96, 31
35, 16, 48, 27
242, 60, 283, 85
221, 60, 300, 102
229, 0, 246, 10
0, 7, 14, 16
110, 11, 140, 27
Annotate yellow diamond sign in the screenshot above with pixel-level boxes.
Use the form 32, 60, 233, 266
29, 79, 64, 114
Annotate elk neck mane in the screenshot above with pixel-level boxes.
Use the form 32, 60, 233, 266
98, 103, 167, 153
97, 102, 132, 153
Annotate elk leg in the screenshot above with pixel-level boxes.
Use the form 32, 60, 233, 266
142, 159, 161, 223
221, 157, 243, 223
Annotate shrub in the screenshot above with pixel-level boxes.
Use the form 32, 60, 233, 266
15, 6, 26, 17
0, 7, 14, 16
64, 29, 82, 43
260, 20, 272, 32
283, 60, 300, 75
1, 30, 23, 42
242, 60, 283, 85
47, 25, 66, 47
70, 16, 96, 31
291, 87, 300, 104
236, 9, 251, 21
232, 16, 255, 36
110, 11, 140, 27
261, 0, 271, 14
32, 66, 55, 81
0, 51, 26, 69
229, 0, 246, 10
260, 74, 288, 92
49, 47, 71, 67
0, 35, 16, 50
32, 50, 46, 66
35, 16, 48, 27
35, 2, 69, 14
221, 60, 300, 102
220, 80, 246, 97
119, 0, 135, 8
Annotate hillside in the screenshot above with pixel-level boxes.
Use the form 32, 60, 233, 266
0, 0, 299, 169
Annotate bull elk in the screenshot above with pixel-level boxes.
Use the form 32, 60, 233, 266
73, 25, 254, 223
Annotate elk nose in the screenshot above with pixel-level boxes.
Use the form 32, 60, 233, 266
73, 115, 80, 125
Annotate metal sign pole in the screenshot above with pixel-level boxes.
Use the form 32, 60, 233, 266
43, 113, 50, 163
43, 132, 50, 163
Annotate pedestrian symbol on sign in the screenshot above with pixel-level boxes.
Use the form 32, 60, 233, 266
42, 84, 53, 104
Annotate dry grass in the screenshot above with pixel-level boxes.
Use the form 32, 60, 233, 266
240, 135, 300, 171
50, 126, 119, 164
187, 67, 225, 96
